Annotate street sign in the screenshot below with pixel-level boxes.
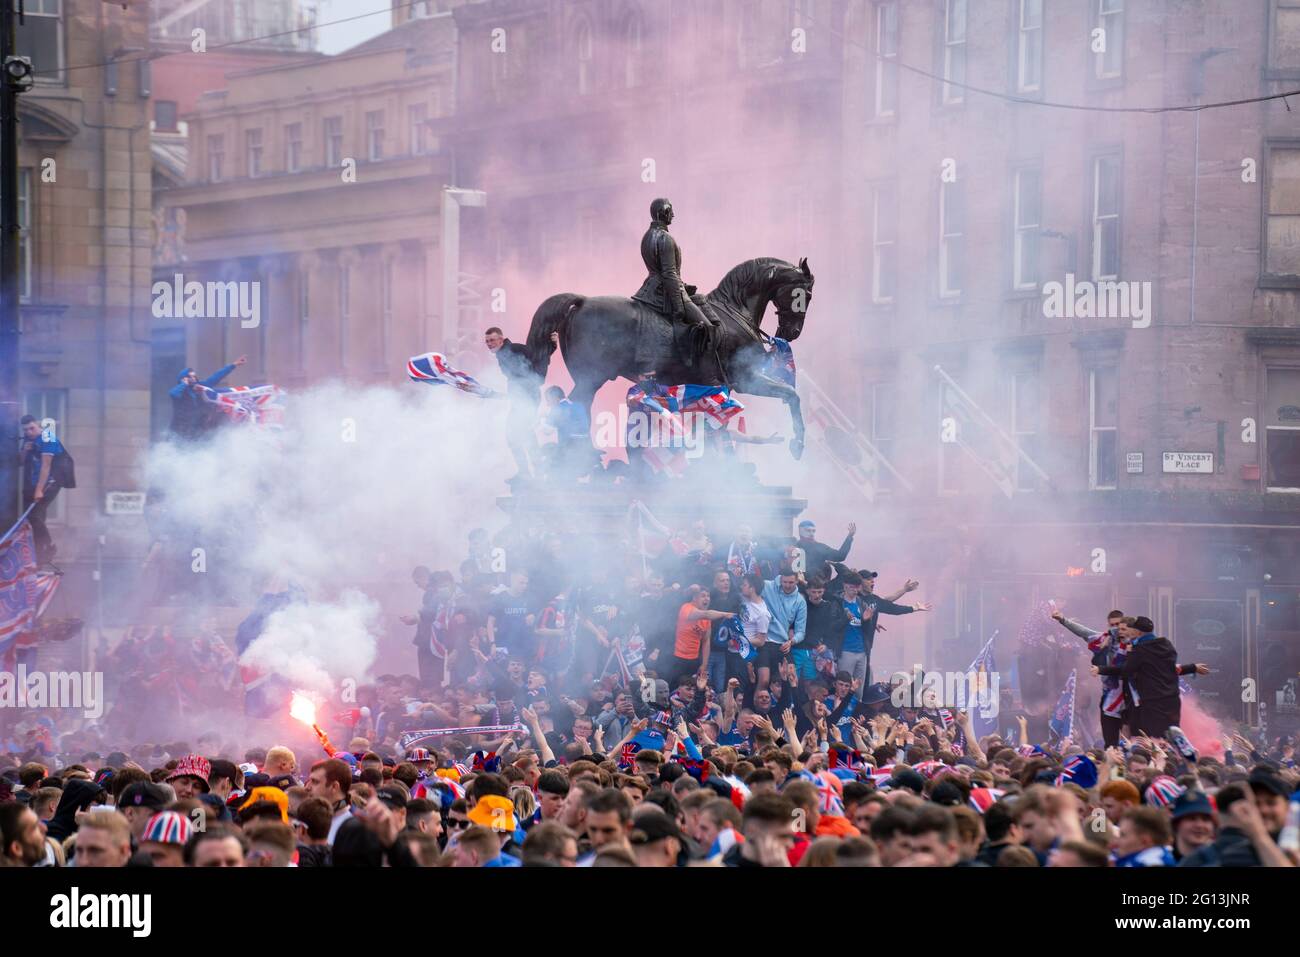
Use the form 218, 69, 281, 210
105, 491, 146, 515
1162, 452, 1213, 474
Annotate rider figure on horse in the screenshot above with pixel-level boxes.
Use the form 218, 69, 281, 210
631, 198, 722, 347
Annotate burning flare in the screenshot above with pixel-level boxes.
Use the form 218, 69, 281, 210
289, 691, 338, 757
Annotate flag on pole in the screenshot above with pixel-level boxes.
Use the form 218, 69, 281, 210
966, 631, 999, 737
407, 352, 496, 397
1048, 670, 1077, 744
234, 586, 305, 718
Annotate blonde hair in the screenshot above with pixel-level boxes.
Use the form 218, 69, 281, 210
78, 808, 131, 846
265, 745, 297, 771
511, 785, 537, 822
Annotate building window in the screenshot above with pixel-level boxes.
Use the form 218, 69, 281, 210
871, 382, 895, 492
1092, 154, 1121, 280
207, 133, 225, 182
284, 123, 303, 173
155, 100, 178, 131
245, 128, 263, 178
22, 388, 67, 523
871, 182, 896, 303
576, 20, 593, 94
1013, 166, 1041, 290
1017, 0, 1043, 93
939, 178, 963, 298
16, 0, 62, 84
412, 0, 433, 17
338, 265, 350, 369
366, 111, 384, 161
1265, 368, 1300, 491
942, 0, 967, 105
625, 13, 644, 88
1269, 0, 1300, 75
1095, 0, 1124, 80
18, 168, 31, 302
408, 104, 428, 155
1011, 371, 1040, 491
324, 116, 343, 167
875, 2, 898, 118
1264, 144, 1300, 282
1089, 368, 1118, 490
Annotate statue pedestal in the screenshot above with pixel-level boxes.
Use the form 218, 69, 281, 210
496, 480, 807, 543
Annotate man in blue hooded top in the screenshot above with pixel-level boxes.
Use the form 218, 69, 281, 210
168, 355, 246, 440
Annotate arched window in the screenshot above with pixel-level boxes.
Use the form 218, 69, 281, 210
575, 19, 593, 94
624, 12, 644, 88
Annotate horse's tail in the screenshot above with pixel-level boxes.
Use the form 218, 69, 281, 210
525, 292, 585, 379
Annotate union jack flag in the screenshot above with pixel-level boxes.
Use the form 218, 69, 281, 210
0, 523, 61, 671
196, 383, 285, 427
626, 382, 744, 475
407, 352, 495, 397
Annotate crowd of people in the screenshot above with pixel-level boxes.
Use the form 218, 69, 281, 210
3, 512, 1297, 869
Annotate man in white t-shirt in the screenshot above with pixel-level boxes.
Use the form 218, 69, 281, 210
738, 573, 771, 686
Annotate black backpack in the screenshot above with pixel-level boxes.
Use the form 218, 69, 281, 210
52, 449, 76, 489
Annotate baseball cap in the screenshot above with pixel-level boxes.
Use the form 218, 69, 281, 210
1247, 766, 1291, 799
118, 781, 170, 811
376, 786, 408, 811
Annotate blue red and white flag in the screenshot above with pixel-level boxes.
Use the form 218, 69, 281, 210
1055, 753, 1098, 789
1048, 669, 1077, 744
197, 383, 284, 427
234, 586, 306, 718
626, 383, 744, 475
968, 787, 1006, 814
763, 338, 796, 387
407, 352, 495, 397
966, 631, 999, 737
0, 522, 61, 671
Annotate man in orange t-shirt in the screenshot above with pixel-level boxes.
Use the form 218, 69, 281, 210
670, 586, 735, 688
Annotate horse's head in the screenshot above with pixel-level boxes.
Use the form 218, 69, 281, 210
770, 257, 814, 341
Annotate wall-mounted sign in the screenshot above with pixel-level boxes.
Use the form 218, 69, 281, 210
1126, 452, 1143, 473
1162, 452, 1213, 474
105, 491, 147, 515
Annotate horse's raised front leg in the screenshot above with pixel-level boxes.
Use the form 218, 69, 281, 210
748, 373, 805, 460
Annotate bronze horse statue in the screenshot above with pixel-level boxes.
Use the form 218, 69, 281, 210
522, 256, 813, 458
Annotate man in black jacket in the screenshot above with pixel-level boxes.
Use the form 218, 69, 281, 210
486, 326, 545, 480
794, 520, 855, 580
1095, 616, 1207, 738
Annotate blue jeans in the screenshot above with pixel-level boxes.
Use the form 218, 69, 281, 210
707, 649, 729, 692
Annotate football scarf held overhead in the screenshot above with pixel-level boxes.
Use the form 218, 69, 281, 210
398, 724, 525, 751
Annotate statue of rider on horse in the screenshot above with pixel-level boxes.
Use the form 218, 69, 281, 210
631, 198, 722, 361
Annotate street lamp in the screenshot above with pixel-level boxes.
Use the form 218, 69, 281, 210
441, 186, 487, 347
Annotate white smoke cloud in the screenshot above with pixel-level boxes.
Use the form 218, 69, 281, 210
142, 378, 517, 688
